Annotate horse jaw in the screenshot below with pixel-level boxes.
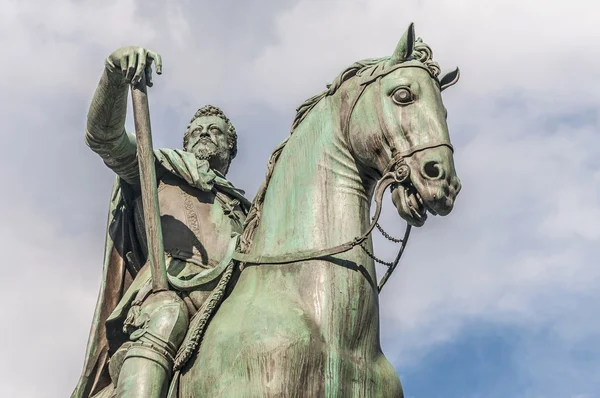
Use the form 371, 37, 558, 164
391, 184, 428, 227
392, 145, 461, 226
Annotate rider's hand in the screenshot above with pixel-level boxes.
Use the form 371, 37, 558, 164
105, 46, 162, 87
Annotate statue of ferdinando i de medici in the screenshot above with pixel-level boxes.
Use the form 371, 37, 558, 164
74, 23, 463, 398
72, 46, 251, 398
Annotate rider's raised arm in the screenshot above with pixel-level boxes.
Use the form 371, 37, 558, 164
85, 47, 162, 186
85, 59, 140, 185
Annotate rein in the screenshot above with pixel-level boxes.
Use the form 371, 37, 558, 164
232, 63, 452, 292
232, 159, 409, 265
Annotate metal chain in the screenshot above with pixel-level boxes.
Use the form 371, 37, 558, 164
360, 243, 395, 267
375, 223, 403, 243
363, 217, 404, 266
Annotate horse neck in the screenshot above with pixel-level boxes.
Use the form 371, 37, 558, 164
250, 94, 376, 257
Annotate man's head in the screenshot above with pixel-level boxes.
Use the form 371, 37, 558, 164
183, 105, 237, 175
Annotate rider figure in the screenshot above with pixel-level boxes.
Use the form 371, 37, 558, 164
73, 47, 250, 398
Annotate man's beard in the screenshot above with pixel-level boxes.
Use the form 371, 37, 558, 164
192, 144, 230, 173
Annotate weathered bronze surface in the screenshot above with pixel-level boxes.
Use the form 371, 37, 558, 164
131, 72, 169, 293
74, 23, 461, 398
73, 46, 250, 398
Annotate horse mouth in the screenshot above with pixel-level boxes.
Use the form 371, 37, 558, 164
392, 183, 429, 227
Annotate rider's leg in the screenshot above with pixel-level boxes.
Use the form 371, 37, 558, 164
114, 290, 189, 398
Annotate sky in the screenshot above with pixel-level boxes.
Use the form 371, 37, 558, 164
0, 0, 599, 397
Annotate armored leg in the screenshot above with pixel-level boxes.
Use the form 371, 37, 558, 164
114, 290, 189, 398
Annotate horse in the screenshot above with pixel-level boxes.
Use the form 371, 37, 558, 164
178, 23, 461, 397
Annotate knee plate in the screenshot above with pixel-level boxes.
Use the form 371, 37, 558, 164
123, 291, 189, 372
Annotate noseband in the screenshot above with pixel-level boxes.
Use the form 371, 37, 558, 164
344, 62, 454, 185
233, 62, 452, 292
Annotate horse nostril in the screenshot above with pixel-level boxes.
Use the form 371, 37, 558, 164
443, 185, 450, 197
422, 161, 444, 180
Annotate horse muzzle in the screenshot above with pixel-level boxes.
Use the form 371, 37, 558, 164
390, 144, 461, 225
409, 145, 461, 217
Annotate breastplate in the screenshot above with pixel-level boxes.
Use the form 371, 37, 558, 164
134, 173, 245, 267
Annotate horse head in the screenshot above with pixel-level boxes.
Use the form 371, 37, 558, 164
344, 23, 461, 227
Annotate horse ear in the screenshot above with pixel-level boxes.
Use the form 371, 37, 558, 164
390, 22, 416, 64
440, 67, 460, 91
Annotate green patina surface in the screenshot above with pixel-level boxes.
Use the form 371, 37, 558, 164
182, 23, 461, 397
74, 23, 462, 398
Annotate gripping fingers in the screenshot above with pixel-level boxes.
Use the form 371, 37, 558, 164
126, 51, 138, 82
121, 54, 129, 77
131, 48, 147, 86
147, 51, 162, 75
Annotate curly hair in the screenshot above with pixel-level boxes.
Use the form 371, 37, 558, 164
183, 105, 237, 160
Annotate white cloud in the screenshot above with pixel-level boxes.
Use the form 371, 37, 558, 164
376, 93, 600, 354
0, 0, 156, 98
0, 203, 104, 397
247, 0, 600, 109
0, 0, 599, 396
243, 2, 600, 377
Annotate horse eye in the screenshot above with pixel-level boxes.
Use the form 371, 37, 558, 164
392, 88, 413, 105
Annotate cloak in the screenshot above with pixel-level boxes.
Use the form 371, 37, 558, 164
71, 149, 250, 398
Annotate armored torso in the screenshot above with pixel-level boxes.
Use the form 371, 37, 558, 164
133, 172, 245, 269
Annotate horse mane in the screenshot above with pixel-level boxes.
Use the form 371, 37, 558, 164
239, 39, 440, 253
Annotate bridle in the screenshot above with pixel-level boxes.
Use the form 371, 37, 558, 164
233, 61, 453, 292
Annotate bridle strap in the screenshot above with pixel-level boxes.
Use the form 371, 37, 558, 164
374, 76, 398, 158
233, 65, 451, 274
341, 81, 368, 143
232, 163, 400, 265
345, 72, 453, 177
